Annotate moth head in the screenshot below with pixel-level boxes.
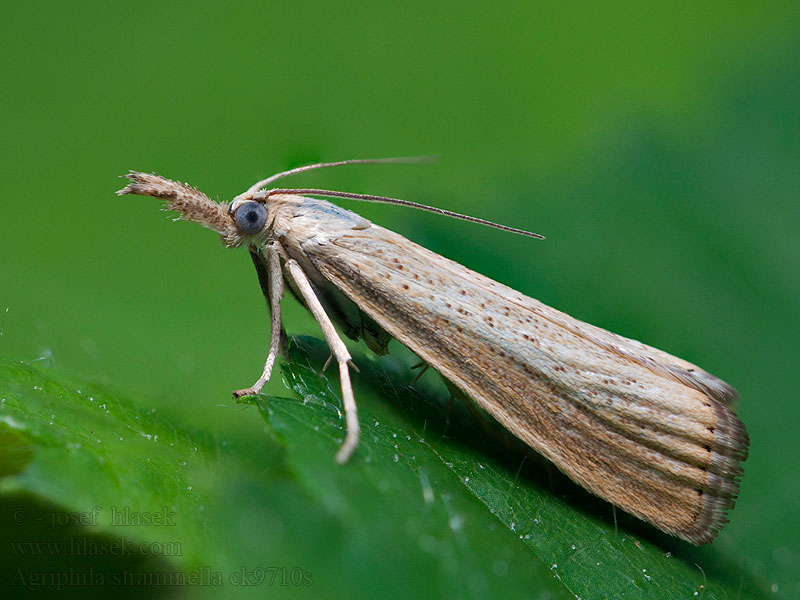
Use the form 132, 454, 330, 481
117, 171, 244, 246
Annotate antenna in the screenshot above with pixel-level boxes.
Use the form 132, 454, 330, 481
247, 156, 435, 194
247, 156, 544, 239
257, 187, 544, 239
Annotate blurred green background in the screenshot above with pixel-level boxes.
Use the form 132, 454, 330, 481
1, 1, 799, 597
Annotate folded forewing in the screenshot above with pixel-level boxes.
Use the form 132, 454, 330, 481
294, 222, 748, 544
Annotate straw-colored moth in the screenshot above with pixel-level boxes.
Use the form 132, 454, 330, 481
118, 158, 748, 544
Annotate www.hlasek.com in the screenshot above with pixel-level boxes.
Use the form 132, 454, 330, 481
10, 536, 181, 557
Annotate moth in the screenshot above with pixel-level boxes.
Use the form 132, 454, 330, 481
118, 158, 748, 544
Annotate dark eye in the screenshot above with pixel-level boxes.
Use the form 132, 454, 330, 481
234, 202, 267, 234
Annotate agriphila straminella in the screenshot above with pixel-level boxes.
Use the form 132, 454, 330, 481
118, 157, 748, 545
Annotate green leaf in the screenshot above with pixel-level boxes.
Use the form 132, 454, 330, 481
0, 339, 772, 599
249, 336, 772, 600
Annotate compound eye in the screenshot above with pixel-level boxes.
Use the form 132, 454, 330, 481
234, 202, 267, 234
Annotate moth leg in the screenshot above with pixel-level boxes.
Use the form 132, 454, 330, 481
441, 392, 456, 437
285, 259, 360, 464
409, 362, 430, 386
322, 355, 359, 374
233, 243, 284, 398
